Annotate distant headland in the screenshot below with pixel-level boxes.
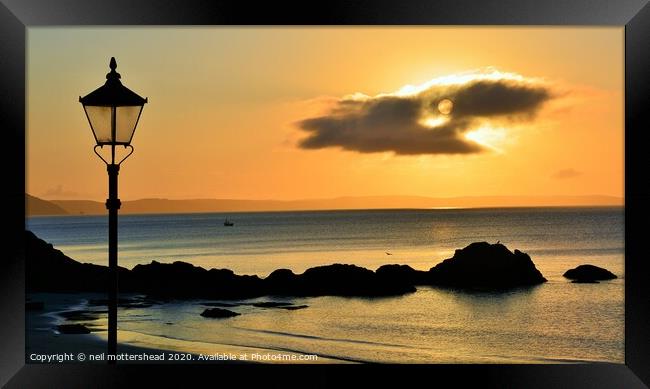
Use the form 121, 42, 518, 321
26, 194, 623, 217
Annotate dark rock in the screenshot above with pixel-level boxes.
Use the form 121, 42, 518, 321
264, 269, 299, 295
259, 263, 418, 297
376, 264, 430, 285
428, 242, 547, 289
26, 301, 44, 311
563, 264, 617, 282
57, 324, 91, 334
200, 308, 240, 318
298, 263, 416, 297
29, 230, 547, 299
25, 230, 131, 293
26, 230, 416, 298
249, 302, 308, 310
131, 260, 265, 299
277, 305, 309, 310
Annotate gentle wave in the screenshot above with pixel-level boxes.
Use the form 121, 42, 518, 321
232, 327, 414, 349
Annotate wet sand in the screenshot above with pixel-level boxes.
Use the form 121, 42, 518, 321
26, 293, 251, 364
26, 293, 343, 364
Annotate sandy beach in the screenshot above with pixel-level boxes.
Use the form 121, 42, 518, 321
26, 292, 346, 364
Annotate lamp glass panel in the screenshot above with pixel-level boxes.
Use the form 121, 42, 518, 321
84, 105, 112, 144
115, 106, 143, 144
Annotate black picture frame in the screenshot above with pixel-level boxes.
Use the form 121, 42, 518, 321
1, 0, 648, 387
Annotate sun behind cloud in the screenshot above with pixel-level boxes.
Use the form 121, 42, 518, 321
437, 99, 454, 115
296, 68, 555, 156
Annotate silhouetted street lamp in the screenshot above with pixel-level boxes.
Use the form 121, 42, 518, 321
80, 57, 147, 362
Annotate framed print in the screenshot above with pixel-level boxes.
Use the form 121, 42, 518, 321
1, 0, 649, 387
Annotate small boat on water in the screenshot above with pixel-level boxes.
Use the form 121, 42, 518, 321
224, 218, 234, 227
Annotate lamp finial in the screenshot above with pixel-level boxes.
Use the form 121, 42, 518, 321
106, 57, 121, 81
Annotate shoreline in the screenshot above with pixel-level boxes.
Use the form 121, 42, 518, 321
26, 291, 620, 365
26, 292, 347, 364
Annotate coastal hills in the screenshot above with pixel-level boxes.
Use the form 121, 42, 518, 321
26, 194, 623, 216
25, 230, 547, 298
26, 195, 68, 216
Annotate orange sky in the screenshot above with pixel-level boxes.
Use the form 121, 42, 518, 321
27, 27, 623, 202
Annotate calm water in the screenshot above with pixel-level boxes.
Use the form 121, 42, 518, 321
27, 207, 624, 363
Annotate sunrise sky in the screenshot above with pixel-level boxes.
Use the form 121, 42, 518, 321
27, 27, 623, 203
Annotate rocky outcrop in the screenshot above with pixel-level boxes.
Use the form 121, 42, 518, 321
26, 231, 548, 299
25, 231, 415, 298
563, 264, 617, 283
25, 230, 130, 293
376, 264, 429, 285
427, 242, 547, 289
264, 269, 299, 295
200, 308, 240, 318
295, 264, 416, 297
276, 305, 308, 310
130, 260, 265, 299
57, 324, 91, 334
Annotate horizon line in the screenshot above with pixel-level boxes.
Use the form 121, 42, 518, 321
26, 192, 624, 217
32, 193, 624, 203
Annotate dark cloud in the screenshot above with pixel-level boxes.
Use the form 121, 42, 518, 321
297, 72, 553, 155
553, 168, 583, 179
440, 81, 551, 118
300, 96, 480, 154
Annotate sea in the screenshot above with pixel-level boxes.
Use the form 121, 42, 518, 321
26, 207, 624, 363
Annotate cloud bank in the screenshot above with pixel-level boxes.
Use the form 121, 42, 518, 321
297, 69, 554, 155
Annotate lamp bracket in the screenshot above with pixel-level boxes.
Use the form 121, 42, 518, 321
93, 144, 135, 166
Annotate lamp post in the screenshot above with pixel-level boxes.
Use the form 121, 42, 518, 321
80, 57, 147, 362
